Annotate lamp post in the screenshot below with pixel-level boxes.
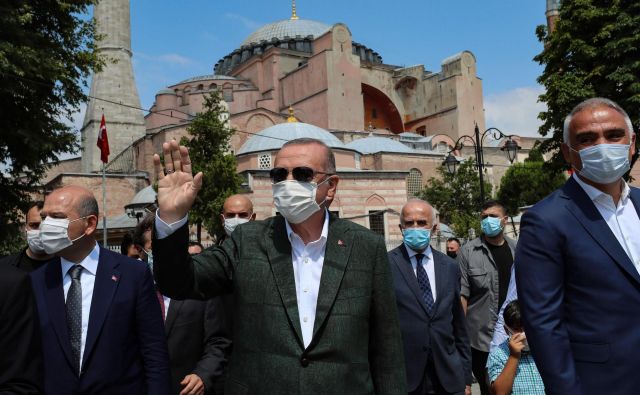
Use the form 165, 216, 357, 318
442, 124, 520, 204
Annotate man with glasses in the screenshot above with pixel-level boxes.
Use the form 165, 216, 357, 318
457, 200, 516, 395
389, 199, 471, 395
218, 194, 256, 244
151, 137, 406, 394
29, 185, 170, 394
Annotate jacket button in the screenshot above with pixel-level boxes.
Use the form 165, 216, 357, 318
300, 357, 309, 367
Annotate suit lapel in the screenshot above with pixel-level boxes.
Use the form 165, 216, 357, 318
431, 251, 447, 318
393, 246, 431, 317
312, 217, 353, 341
164, 299, 183, 336
44, 259, 75, 369
266, 216, 304, 348
82, 248, 120, 369
564, 177, 640, 285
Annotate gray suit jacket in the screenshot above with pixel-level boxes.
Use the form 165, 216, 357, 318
153, 214, 406, 394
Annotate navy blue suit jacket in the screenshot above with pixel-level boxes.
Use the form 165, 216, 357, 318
389, 245, 471, 393
515, 177, 640, 395
30, 246, 171, 395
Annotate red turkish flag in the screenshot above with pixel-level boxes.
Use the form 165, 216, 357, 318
97, 114, 110, 163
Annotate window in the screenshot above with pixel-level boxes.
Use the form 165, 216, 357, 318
416, 126, 426, 136
209, 83, 218, 90
369, 211, 385, 236
407, 168, 423, 197
183, 86, 191, 105
223, 83, 233, 102
355, 153, 361, 170
258, 154, 272, 169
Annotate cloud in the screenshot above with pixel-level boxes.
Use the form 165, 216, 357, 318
135, 52, 195, 67
224, 13, 261, 31
484, 86, 547, 138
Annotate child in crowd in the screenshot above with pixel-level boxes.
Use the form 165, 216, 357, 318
487, 300, 545, 395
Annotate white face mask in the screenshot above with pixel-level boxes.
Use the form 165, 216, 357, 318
571, 143, 631, 184
272, 178, 330, 224
40, 216, 88, 254
26, 229, 46, 254
224, 217, 250, 236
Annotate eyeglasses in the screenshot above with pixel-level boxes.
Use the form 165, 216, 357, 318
269, 166, 333, 184
402, 220, 431, 228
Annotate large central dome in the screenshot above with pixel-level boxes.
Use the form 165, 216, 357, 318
242, 18, 331, 46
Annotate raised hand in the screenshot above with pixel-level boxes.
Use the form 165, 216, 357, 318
153, 139, 203, 223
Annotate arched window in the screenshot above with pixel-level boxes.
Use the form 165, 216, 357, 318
223, 83, 233, 102
209, 83, 218, 90
183, 86, 191, 105
407, 168, 423, 197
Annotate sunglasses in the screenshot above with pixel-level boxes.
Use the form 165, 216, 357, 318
269, 166, 333, 183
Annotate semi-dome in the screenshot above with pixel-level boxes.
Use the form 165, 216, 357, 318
237, 122, 344, 155
345, 136, 415, 154
242, 18, 331, 46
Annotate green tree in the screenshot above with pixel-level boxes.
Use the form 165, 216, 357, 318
418, 159, 492, 237
0, 0, 102, 253
535, 0, 640, 169
497, 145, 567, 215
181, 90, 241, 240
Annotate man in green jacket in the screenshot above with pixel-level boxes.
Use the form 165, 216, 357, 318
151, 137, 406, 394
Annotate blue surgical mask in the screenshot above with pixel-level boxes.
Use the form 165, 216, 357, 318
481, 216, 503, 237
571, 144, 630, 184
403, 228, 431, 251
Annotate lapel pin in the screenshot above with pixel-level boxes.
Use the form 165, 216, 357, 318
338, 239, 345, 246
111, 274, 119, 282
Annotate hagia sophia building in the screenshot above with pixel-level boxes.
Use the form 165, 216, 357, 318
42, 0, 562, 247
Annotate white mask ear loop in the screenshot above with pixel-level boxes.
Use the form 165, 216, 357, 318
69, 216, 90, 243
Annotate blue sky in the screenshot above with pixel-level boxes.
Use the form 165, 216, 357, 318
79, 1, 550, 137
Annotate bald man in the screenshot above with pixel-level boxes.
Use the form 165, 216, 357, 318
30, 186, 170, 394
219, 194, 255, 241
389, 199, 471, 395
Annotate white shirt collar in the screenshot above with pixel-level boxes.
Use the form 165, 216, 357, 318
285, 209, 330, 244
404, 243, 433, 261
572, 173, 630, 204
61, 242, 100, 277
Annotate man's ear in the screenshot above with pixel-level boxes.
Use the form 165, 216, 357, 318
220, 214, 225, 226
86, 214, 98, 235
250, 212, 256, 221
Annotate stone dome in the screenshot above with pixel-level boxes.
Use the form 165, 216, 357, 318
237, 122, 344, 155
242, 18, 331, 46
345, 136, 415, 154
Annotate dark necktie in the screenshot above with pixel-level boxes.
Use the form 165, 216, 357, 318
156, 290, 166, 321
415, 254, 435, 314
66, 264, 83, 374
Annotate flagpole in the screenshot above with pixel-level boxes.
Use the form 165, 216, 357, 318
102, 162, 107, 246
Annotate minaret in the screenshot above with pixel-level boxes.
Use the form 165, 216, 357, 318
81, 0, 145, 172
546, 0, 560, 34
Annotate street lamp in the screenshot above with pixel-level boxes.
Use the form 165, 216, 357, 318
442, 124, 520, 203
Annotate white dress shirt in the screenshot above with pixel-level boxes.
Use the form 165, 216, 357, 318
155, 210, 331, 347
285, 210, 329, 348
573, 174, 640, 272
404, 244, 437, 302
61, 243, 100, 365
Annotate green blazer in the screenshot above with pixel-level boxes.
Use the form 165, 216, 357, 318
153, 214, 406, 394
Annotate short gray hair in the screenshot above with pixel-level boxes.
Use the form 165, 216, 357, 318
77, 194, 99, 217
563, 97, 634, 143
281, 138, 336, 173
402, 198, 438, 226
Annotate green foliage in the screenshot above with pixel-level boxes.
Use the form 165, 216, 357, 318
418, 159, 492, 237
0, 1, 102, 244
497, 148, 567, 215
535, 0, 640, 169
181, 90, 241, 239
0, 222, 25, 256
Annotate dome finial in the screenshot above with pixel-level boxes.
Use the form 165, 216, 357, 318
287, 106, 298, 122
291, 0, 299, 20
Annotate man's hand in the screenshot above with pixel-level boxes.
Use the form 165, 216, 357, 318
508, 332, 527, 358
465, 384, 472, 395
153, 140, 203, 224
179, 374, 205, 395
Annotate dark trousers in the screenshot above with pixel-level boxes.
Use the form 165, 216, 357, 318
471, 347, 490, 395
409, 354, 463, 395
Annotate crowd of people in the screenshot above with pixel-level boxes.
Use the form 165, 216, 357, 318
0, 97, 638, 395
